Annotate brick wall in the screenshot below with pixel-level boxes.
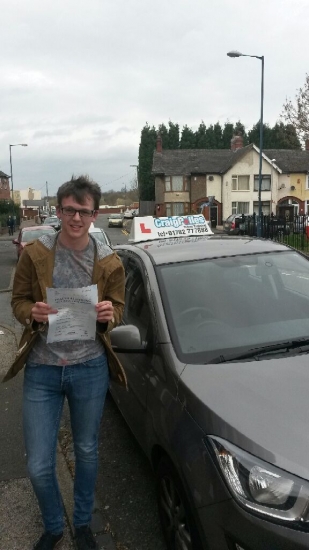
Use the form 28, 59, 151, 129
191, 175, 206, 203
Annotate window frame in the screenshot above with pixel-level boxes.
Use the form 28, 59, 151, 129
231, 175, 250, 191
165, 176, 188, 192
231, 202, 250, 215
253, 175, 271, 192
165, 202, 189, 216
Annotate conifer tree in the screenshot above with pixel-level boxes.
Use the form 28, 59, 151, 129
180, 125, 196, 148
138, 123, 157, 200
195, 121, 207, 148
168, 121, 180, 149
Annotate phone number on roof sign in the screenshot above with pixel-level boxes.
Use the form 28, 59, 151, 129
157, 226, 209, 238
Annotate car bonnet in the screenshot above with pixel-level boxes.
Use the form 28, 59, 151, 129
178, 355, 309, 481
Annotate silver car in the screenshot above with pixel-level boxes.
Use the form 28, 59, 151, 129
108, 213, 124, 228
88, 223, 112, 247
110, 229, 309, 550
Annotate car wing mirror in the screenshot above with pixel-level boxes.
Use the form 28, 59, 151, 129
110, 325, 147, 353
12, 239, 19, 245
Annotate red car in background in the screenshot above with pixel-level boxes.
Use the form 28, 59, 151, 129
13, 225, 56, 260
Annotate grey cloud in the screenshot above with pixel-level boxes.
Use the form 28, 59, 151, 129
0, 0, 308, 192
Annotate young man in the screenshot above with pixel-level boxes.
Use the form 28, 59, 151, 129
3, 176, 126, 550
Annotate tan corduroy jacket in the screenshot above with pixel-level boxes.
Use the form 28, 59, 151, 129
2, 233, 127, 386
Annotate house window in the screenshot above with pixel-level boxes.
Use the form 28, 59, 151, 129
253, 201, 271, 215
165, 176, 187, 192
165, 202, 188, 216
254, 175, 271, 191
232, 202, 249, 215
232, 175, 250, 191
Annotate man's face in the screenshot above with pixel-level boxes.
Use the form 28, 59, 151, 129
57, 195, 98, 243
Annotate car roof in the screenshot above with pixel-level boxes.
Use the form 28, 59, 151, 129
118, 215, 294, 266
115, 235, 292, 266
89, 226, 101, 232
21, 225, 55, 231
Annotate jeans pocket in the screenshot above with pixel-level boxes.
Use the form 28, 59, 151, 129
83, 354, 107, 369
25, 361, 41, 368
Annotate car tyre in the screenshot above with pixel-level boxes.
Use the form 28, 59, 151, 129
156, 456, 203, 550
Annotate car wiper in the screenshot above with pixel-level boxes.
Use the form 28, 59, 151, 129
208, 338, 309, 364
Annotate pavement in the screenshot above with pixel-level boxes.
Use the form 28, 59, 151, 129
0, 231, 117, 550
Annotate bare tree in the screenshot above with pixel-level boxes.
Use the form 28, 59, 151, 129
130, 175, 138, 191
282, 74, 309, 141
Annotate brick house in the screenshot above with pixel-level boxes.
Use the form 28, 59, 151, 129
152, 135, 309, 224
0, 171, 10, 201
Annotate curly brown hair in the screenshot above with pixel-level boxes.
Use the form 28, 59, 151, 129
57, 175, 101, 210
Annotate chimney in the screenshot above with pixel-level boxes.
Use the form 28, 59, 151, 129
231, 133, 244, 151
156, 133, 162, 153
305, 139, 309, 151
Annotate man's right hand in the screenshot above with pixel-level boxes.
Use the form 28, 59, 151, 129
31, 302, 58, 323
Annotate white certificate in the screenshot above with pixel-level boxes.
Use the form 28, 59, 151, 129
46, 285, 98, 343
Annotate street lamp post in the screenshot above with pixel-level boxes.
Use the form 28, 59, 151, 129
9, 143, 28, 208
130, 164, 139, 208
227, 50, 264, 237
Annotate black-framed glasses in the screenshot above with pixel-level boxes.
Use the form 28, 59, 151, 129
61, 207, 96, 218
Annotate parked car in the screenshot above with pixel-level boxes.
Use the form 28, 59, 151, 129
224, 214, 290, 237
88, 223, 112, 246
223, 213, 251, 235
108, 213, 124, 228
13, 225, 56, 260
43, 216, 61, 231
109, 215, 309, 550
123, 209, 135, 219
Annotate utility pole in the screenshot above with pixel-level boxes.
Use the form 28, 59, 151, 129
130, 164, 139, 208
46, 181, 49, 214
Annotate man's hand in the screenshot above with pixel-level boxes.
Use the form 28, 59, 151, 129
31, 302, 58, 323
95, 300, 114, 323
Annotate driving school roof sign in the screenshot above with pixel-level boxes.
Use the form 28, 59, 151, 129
129, 215, 213, 243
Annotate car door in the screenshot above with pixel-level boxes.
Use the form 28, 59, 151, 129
110, 254, 154, 448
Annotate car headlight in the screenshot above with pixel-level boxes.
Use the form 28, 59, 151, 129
207, 436, 309, 524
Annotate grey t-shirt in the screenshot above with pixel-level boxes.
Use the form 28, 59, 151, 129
28, 236, 105, 366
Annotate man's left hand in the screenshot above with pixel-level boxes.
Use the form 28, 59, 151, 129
95, 300, 114, 323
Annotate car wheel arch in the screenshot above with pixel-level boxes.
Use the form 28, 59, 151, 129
155, 452, 204, 550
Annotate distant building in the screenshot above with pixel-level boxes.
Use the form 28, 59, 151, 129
0, 171, 10, 201
15, 187, 42, 205
152, 134, 309, 225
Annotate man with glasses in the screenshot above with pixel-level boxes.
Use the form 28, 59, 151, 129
3, 175, 126, 550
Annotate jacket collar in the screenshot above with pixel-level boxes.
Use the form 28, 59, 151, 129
38, 231, 113, 260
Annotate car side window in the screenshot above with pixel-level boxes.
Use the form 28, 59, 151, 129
121, 257, 151, 342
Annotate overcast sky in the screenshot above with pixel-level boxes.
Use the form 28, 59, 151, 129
1, 0, 308, 196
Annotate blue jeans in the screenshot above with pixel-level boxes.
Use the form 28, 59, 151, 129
23, 354, 109, 535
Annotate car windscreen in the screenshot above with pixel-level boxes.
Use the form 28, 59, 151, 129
157, 251, 309, 364
21, 229, 55, 242
44, 218, 57, 224
109, 214, 121, 219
